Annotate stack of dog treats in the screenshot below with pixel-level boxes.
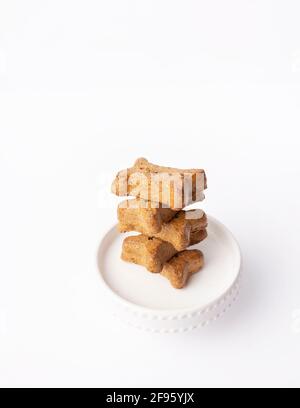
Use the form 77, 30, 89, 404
111, 158, 208, 289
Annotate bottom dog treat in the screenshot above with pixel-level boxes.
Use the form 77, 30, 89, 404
161, 250, 204, 289
121, 235, 178, 273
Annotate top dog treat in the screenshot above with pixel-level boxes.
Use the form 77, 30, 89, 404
112, 158, 207, 209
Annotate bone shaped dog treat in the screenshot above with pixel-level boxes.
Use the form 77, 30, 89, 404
121, 235, 178, 273
112, 158, 207, 210
161, 250, 204, 289
118, 198, 178, 235
118, 207, 207, 250
153, 209, 208, 251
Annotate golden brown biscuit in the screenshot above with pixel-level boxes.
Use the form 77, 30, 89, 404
118, 198, 178, 235
161, 250, 204, 289
153, 209, 208, 251
112, 158, 207, 209
190, 229, 208, 246
121, 235, 178, 273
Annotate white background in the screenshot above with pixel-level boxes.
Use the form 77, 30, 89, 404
0, 0, 300, 388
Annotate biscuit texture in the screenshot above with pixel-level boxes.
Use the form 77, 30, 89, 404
190, 229, 208, 246
121, 235, 178, 273
112, 158, 207, 209
161, 250, 204, 289
118, 198, 178, 235
153, 209, 208, 251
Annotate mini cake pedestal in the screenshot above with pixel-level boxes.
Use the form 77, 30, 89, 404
97, 216, 241, 333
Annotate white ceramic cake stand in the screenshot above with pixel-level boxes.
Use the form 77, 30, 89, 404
97, 216, 241, 333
